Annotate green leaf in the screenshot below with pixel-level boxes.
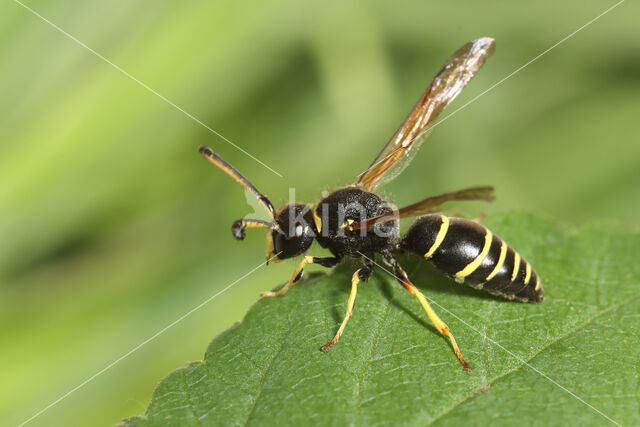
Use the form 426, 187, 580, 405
121, 212, 640, 426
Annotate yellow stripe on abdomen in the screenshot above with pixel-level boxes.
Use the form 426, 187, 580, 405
511, 252, 521, 282
485, 240, 506, 282
424, 216, 449, 258
455, 229, 493, 280
524, 262, 532, 285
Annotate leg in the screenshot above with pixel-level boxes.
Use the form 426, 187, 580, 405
322, 258, 373, 350
384, 254, 471, 371
261, 255, 341, 298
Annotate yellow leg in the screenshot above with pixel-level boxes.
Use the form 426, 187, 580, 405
261, 255, 341, 298
261, 256, 314, 297
321, 269, 361, 351
400, 277, 471, 371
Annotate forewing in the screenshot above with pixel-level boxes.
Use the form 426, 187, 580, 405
352, 186, 495, 230
354, 37, 496, 191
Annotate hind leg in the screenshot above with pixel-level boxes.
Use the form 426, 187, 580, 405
383, 253, 471, 371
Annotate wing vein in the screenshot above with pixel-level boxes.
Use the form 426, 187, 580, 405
355, 38, 496, 191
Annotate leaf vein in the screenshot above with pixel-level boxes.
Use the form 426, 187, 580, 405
426, 292, 640, 425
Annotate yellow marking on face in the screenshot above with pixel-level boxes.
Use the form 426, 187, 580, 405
456, 230, 492, 279
313, 208, 322, 234
534, 275, 541, 291
511, 252, 521, 282
424, 216, 449, 258
485, 240, 506, 282
524, 262, 532, 285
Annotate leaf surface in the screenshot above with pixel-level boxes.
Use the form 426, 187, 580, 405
122, 213, 640, 426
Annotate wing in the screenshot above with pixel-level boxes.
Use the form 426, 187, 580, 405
351, 186, 495, 230
354, 37, 496, 192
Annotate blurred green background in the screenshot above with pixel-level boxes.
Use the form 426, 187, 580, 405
1, 0, 638, 425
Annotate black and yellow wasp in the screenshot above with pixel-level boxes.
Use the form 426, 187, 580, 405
200, 37, 544, 371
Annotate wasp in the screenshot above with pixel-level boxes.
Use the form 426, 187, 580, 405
199, 37, 544, 371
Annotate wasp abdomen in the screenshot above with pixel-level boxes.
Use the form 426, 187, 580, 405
400, 215, 544, 303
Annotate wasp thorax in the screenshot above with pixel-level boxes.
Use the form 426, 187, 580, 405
314, 187, 400, 258
271, 202, 315, 260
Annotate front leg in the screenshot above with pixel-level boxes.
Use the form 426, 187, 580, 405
261, 256, 341, 298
